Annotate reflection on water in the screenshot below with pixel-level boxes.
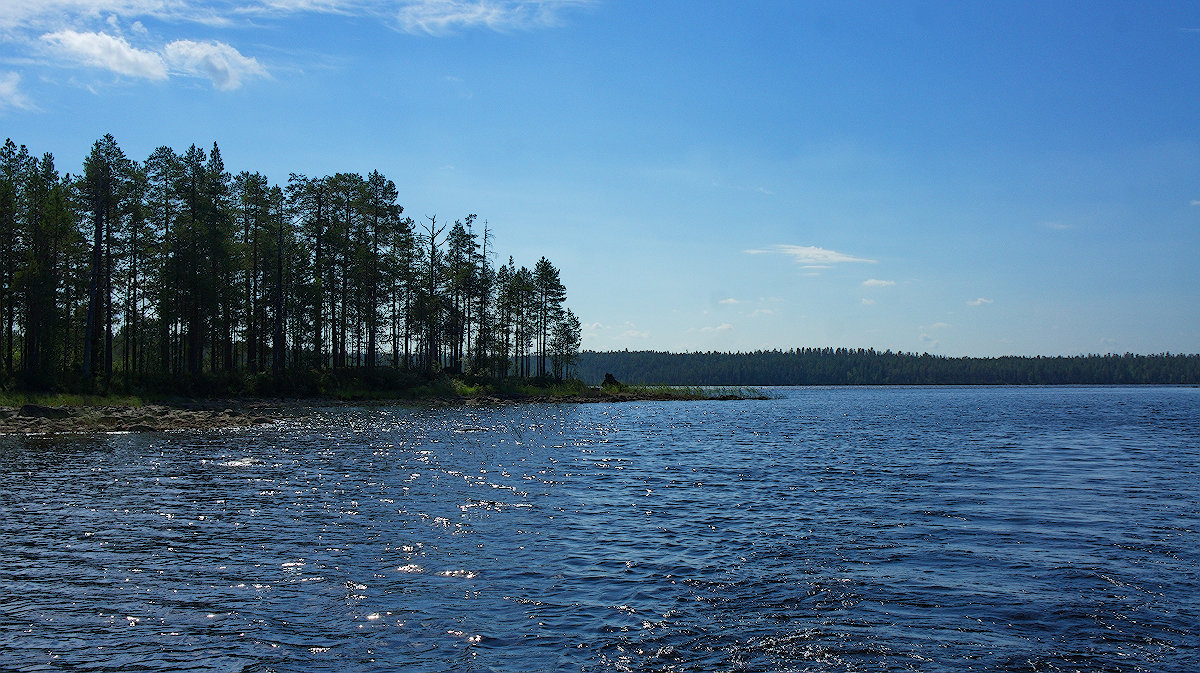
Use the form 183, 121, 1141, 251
1, 387, 1198, 672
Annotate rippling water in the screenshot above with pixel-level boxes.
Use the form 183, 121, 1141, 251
2, 386, 1197, 672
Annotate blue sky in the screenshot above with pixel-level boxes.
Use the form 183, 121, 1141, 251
2, 0, 1199, 356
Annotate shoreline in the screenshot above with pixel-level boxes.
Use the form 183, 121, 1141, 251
0, 403, 276, 435
0, 387, 767, 435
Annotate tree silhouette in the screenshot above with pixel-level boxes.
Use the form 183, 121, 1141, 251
1, 134, 584, 393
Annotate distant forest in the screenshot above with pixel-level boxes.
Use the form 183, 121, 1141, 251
576, 349, 1200, 386
0, 135, 581, 393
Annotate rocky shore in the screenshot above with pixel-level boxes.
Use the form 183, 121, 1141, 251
0, 387, 763, 435
0, 403, 276, 435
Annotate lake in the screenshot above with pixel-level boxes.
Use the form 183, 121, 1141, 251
1, 386, 1197, 672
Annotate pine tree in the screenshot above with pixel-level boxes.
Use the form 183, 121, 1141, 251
444, 216, 478, 374
0, 139, 31, 380
362, 170, 401, 371
112, 161, 157, 380
145, 146, 183, 373
80, 134, 133, 384
417, 215, 446, 376
550, 308, 582, 379
286, 174, 328, 368
18, 154, 76, 385
532, 256, 565, 378
390, 216, 416, 370
233, 171, 271, 372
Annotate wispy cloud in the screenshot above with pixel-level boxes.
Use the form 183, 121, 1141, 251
7, 0, 591, 30
252, 0, 365, 13
1191, 200, 1200, 206
614, 320, 648, 339
583, 319, 649, 343
2, 0, 204, 32
1041, 221, 1072, 230
0, 72, 35, 110
699, 322, 734, 333
744, 244, 876, 268
395, 0, 589, 34
861, 278, 894, 288
967, 297, 994, 307
718, 298, 739, 305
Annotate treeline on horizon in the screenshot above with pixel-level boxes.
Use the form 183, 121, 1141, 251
0, 134, 582, 395
576, 348, 1200, 386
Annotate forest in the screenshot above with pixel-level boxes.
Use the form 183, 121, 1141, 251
576, 349, 1200, 386
0, 135, 582, 395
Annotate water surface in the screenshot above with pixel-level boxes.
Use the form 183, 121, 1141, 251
1, 386, 1197, 671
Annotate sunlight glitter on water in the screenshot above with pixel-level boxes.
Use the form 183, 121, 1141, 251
0, 389, 1197, 672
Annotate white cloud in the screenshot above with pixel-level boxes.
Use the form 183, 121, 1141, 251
967, 297, 994, 307
41, 29, 168, 80
744, 244, 876, 267
718, 298, 739, 305
164, 39, 267, 89
38, 29, 266, 89
11, 0, 581, 96
700, 322, 734, 333
0, 72, 35, 110
861, 278, 894, 287
860, 298, 875, 305
580, 321, 605, 343
1191, 200, 1200, 206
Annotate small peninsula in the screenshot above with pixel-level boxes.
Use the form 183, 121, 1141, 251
0, 377, 767, 435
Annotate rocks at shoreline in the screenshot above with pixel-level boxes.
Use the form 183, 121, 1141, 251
0, 389, 764, 434
0, 404, 275, 435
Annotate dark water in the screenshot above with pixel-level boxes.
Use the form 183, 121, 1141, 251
1, 386, 1197, 672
